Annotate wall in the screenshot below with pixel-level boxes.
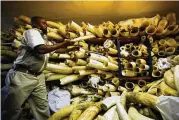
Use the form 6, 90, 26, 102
1, 1, 179, 30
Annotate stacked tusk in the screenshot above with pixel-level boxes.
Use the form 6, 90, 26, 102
152, 70, 162, 77
89, 53, 109, 64
2, 13, 179, 120
125, 82, 135, 91
145, 25, 156, 35
111, 28, 120, 37
60, 75, 85, 85
87, 59, 107, 71
130, 26, 139, 37
94, 26, 104, 37
138, 80, 147, 87
122, 70, 137, 77
69, 21, 83, 32
105, 62, 119, 71
103, 28, 111, 38
75, 59, 87, 66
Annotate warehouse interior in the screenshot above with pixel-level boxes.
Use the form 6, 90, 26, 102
1, 1, 179, 120
2, 1, 179, 29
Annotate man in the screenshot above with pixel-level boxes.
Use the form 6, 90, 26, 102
1, 16, 70, 120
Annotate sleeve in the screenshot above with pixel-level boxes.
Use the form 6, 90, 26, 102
25, 29, 45, 49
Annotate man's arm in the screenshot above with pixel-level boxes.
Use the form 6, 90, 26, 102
25, 29, 72, 54
55, 46, 80, 53
35, 40, 71, 54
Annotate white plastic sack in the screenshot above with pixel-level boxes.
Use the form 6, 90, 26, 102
157, 58, 171, 70
48, 88, 71, 112
156, 96, 179, 120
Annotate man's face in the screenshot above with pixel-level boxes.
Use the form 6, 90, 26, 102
37, 19, 47, 33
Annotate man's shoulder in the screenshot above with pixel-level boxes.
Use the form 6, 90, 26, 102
26, 28, 40, 33
25, 29, 42, 36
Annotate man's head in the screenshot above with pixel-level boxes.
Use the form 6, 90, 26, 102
31, 16, 47, 34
